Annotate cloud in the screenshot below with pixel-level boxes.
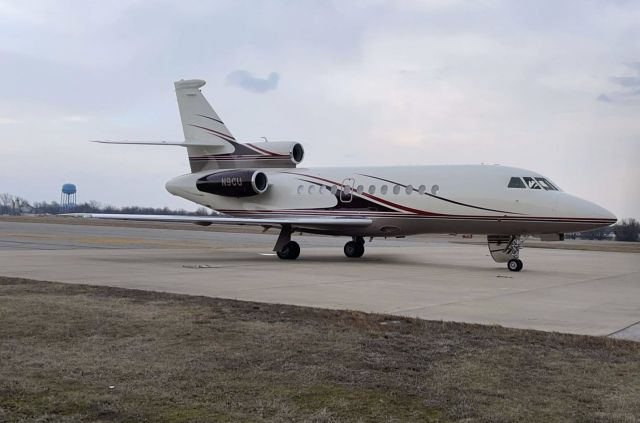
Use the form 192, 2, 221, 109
597, 61, 640, 102
226, 70, 279, 93
627, 62, 640, 72
610, 76, 640, 88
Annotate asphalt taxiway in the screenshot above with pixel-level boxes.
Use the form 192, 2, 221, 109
1, 219, 638, 340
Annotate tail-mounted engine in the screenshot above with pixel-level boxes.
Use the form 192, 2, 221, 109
196, 169, 269, 197
246, 141, 304, 165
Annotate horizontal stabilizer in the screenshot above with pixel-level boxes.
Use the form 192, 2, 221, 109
91, 140, 225, 147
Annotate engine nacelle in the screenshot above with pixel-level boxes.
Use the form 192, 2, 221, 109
247, 141, 304, 165
196, 169, 269, 197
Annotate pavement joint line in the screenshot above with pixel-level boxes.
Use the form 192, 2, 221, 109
606, 319, 640, 337
387, 270, 640, 315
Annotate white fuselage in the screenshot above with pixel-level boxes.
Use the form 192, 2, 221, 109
166, 164, 616, 237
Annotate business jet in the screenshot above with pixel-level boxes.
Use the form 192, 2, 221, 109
83, 79, 617, 271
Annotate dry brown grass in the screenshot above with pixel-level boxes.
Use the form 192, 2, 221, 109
1, 277, 639, 422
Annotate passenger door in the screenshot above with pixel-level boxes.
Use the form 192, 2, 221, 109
340, 178, 355, 203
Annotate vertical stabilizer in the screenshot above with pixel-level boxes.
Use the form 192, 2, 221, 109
174, 79, 235, 148
174, 79, 302, 172
175, 79, 235, 171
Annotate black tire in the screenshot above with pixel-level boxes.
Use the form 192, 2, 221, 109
507, 258, 523, 272
344, 241, 365, 258
277, 241, 300, 260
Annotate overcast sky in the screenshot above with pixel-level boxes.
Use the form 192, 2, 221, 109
1, 0, 639, 218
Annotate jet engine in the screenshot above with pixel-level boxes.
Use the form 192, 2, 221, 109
247, 141, 304, 164
196, 169, 269, 197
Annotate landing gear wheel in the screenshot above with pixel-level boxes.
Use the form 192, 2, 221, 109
277, 241, 300, 260
507, 258, 523, 272
344, 241, 365, 258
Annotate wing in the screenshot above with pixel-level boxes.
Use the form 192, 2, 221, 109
63, 213, 372, 231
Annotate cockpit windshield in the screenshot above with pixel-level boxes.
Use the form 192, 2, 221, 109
508, 177, 526, 188
508, 176, 559, 191
534, 177, 558, 190
523, 177, 541, 189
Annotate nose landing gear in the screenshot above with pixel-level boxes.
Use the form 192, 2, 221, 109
488, 234, 527, 272
507, 258, 524, 272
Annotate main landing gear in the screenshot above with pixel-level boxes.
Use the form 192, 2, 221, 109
487, 234, 527, 272
344, 236, 365, 258
274, 225, 300, 260
273, 226, 367, 260
277, 241, 300, 260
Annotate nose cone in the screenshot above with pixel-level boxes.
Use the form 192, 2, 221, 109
558, 194, 617, 229
579, 198, 617, 223
590, 202, 617, 223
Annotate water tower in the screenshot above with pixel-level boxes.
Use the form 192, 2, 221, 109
60, 183, 77, 212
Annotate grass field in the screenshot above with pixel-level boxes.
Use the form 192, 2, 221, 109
1, 277, 639, 422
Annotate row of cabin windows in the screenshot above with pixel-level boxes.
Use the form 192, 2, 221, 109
508, 176, 558, 191
297, 184, 440, 196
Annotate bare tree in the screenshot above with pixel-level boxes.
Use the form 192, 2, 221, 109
0, 193, 13, 214
13, 197, 32, 215
614, 218, 640, 242
580, 227, 612, 240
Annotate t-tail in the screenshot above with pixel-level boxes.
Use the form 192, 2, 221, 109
93, 79, 304, 172
175, 79, 303, 171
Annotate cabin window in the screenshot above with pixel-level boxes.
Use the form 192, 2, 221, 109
393, 185, 401, 195
356, 185, 364, 195
380, 185, 388, 195
368, 185, 376, 194
535, 177, 558, 191
330, 185, 338, 195
523, 177, 541, 189
343, 185, 352, 194
405, 185, 413, 195
418, 184, 426, 195
297, 185, 305, 194
508, 177, 526, 188
431, 184, 440, 195
319, 185, 326, 195
308, 185, 316, 194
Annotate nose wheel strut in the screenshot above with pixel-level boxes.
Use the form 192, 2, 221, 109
488, 234, 527, 272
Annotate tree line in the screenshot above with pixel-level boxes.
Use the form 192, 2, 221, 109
569, 218, 640, 242
0, 193, 211, 217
